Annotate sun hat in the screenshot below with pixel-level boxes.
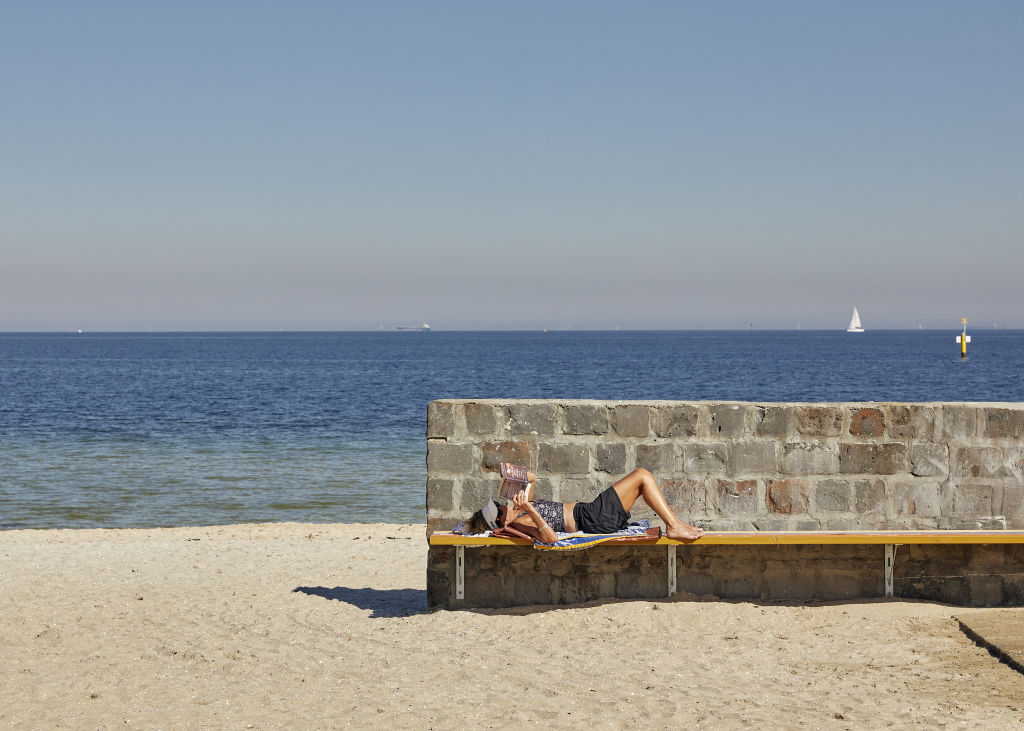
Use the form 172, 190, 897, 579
481, 499, 499, 531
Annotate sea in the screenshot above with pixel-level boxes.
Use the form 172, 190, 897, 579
1, 329, 1022, 530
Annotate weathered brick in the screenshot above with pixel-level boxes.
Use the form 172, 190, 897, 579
654, 405, 699, 438
464, 403, 498, 435
508, 404, 557, 435
708, 405, 746, 437
796, 406, 843, 437
854, 479, 887, 514
893, 481, 942, 518
426, 477, 455, 512
481, 441, 531, 473
766, 478, 810, 514
594, 443, 627, 474
715, 479, 759, 514
538, 443, 589, 474
683, 442, 729, 474
887, 405, 936, 440
952, 484, 998, 520
1002, 488, 1024, 526
459, 478, 495, 511
754, 405, 794, 437
849, 408, 884, 437
635, 443, 676, 473
563, 404, 609, 435
427, 440, 475, 474
986, 408, 1024, 439
910, 442, 949, 477
782, 442, 839, 475
728, 441, 778, 476
839, 443, 907, 474
556, 477, 603, 503
612, 405, 650, 437
954, 447, 1006, 478
814, 479, 852, 512
427, 401, 456, 438
662, 478, 706, 514
942, 406, 980, 439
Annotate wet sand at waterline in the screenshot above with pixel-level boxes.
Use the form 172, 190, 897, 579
2, 523, 1021, 729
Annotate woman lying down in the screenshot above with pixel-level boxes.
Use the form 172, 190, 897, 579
463, 467, 703, 543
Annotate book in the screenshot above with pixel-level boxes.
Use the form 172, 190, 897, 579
498, 462, 530, 500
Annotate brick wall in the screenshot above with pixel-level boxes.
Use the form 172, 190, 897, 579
426, 400, 1024, 534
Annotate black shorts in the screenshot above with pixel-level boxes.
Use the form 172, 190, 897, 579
572, 486, 630, 534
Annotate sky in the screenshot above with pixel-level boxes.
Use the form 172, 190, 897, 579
2, 2, 1022, 331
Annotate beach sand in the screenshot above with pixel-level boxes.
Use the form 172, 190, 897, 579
2, 523, 1022, 729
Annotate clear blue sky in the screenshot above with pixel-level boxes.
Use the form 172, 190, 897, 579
2, 2, 1021, 330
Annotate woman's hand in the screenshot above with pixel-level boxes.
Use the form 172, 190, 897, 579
512, 489, 530, 512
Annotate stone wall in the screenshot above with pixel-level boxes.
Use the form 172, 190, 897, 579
426, 400, 1024, 607
427, 400, 1024, 534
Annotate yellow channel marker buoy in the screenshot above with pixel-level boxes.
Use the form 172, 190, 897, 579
957, 316, 971, 359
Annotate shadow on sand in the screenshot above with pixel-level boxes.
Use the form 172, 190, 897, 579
293, 586, 427, 618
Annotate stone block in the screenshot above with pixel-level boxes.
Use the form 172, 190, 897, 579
766, 478, 810, 514
954, 446, 1006, 478
782, 442, 839, 475
635, 443, 676, 473
814, 479, 852, 512
849, 408, 884, 437
892, 481, 941, 518
708, 404, 746, 437
481, 441, 531, 473
459, 478, 495, 511
427, 401, 456, 438
1002, 488, 1024, 525
796, 406, 843, 437
728, 441, 778, 476
986, 408, 1024, 439
715, 479, 760, 514
854, 479, 886, 515
594, 443, 627, 474
754, 405, 794, 437
556, 477, 603, 503
910, 443, 949, 477
942, 406, 980, 440
887, 405, 936, 440
563, 404, 609, 435
952, 484, 998, 520
611, 405, 650, 437
839, 443, 907, 474
683, 442, 729, 474
662, 478, 706, 515
464, 403, 498, 435
507, 404, 557, 435
426, 477, 455, 512
427, 440, 475, 474
538, 443, 589, 474
654, 405, 698, 438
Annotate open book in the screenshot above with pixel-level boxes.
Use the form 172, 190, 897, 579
498, 462, 530, 500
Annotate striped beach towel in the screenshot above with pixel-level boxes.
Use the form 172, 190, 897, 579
533, 520, 656, 551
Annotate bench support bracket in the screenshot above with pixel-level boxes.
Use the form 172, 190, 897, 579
884, 544, 894, 598
667, 545, 677, 597
456, 545, 465, 600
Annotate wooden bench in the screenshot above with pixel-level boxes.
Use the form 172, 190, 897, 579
430, 530, 1024, 602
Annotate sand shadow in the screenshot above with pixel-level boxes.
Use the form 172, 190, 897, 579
293, 586, 427, 618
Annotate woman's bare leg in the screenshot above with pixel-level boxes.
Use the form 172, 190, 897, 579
611, 468, 703, 541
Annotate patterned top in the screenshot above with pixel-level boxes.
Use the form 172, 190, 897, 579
532, 499, 565, 533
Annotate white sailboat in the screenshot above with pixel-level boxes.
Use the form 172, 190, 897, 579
846, 307, 864, 333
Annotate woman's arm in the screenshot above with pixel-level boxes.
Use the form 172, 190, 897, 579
526, 471, 536, 501
511, 490, 558, 543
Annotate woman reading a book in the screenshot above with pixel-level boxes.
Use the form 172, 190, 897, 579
463, 467, 704, 542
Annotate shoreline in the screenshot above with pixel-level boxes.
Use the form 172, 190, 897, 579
2, 522, 1022, 728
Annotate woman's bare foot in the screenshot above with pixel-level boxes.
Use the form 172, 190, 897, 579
665, 522, 704, 541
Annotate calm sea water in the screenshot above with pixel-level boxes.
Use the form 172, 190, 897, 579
2, 330, 1022, 529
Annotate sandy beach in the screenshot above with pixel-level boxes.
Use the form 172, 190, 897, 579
2, 523, 1022, 729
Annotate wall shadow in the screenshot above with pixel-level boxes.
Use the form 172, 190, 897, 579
293, 586, 427, 618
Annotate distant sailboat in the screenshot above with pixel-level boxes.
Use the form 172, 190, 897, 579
846, 307, 864, 333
